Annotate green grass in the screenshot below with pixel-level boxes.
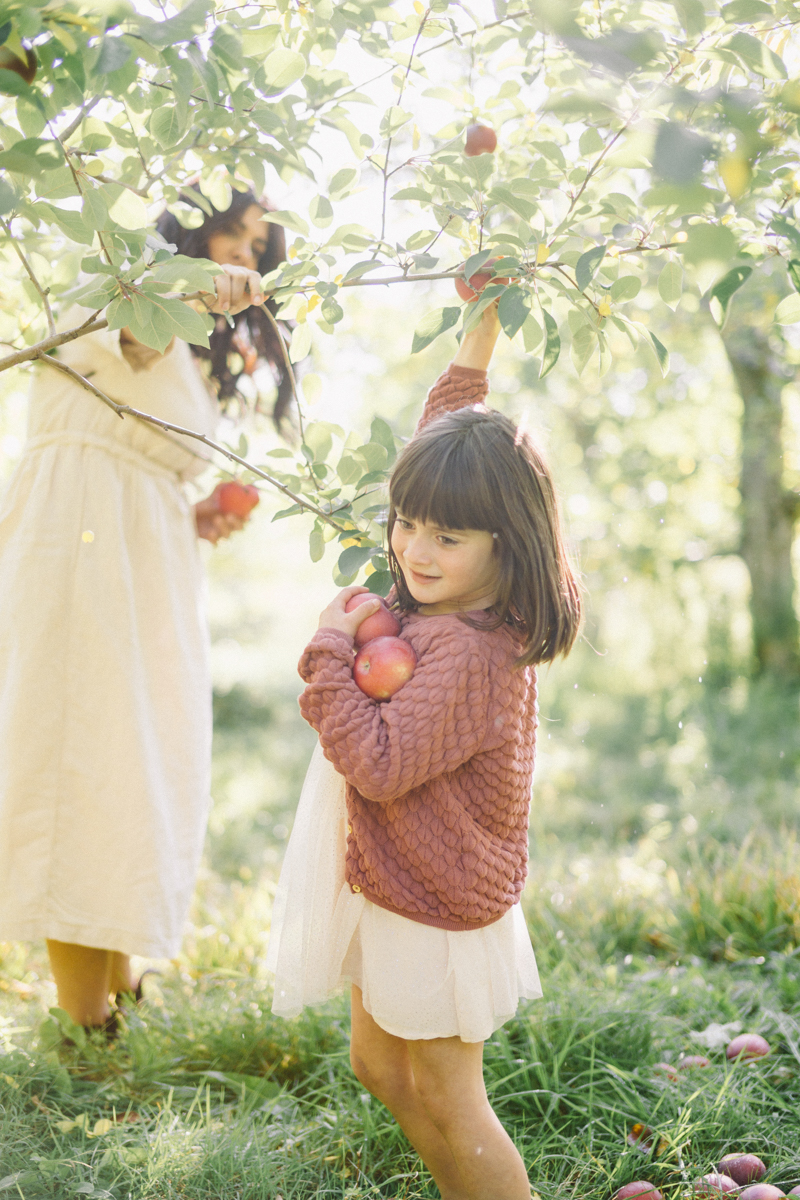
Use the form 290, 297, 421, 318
2, 677, 800, 1197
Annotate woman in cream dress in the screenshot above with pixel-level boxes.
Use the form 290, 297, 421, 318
0, 195, 280, 1030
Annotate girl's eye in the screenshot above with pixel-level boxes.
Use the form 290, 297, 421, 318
397, 518, 414, 530
439, 536, 459, 546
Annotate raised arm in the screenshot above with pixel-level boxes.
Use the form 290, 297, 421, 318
417, 302, 502, 430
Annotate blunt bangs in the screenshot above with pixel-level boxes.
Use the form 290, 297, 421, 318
389, 409, 513, 533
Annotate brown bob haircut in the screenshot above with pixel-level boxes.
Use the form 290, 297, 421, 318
387, 406, 582, 668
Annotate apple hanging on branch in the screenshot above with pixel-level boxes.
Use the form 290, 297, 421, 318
464, 123, 497, 157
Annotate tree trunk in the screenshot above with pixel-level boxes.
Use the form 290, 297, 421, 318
721, 323, 800, 677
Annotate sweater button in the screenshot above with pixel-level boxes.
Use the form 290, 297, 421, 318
347, 824, 352, 835
352, 884, 361, 893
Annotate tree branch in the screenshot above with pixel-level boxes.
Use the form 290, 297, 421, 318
0, 216, 56, 337
36, 354, 349, 533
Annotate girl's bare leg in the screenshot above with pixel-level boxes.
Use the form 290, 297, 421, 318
350, 986, 469, 1200
46, 940, 113, 1027
407, 1035, 531, 1200
108, 952, 135, 997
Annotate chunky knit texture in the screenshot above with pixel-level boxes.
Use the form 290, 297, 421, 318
298, 364, 538, 932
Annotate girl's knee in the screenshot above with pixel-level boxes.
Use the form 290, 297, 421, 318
350, 1043, 412, 1107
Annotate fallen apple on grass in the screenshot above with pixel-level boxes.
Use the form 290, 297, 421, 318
678, 1055, 710, 1070
739, 1186, 785, 1200
613, 1182, 663, 1200
726, 1033, 771, 1062
464, 123, 497, 156
214, 481, 260, 518
718, 1156, 767, 1186
345, 592, 401, 647
353, 636, 417, 701
652, 1061, 678, 1081
694, 1175, 740, 1195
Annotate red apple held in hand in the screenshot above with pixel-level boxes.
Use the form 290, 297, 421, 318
613, 1183, 663, 1200
215, 481, 260, 518
465, 123, 497, 157
353, 636, 416, 701
739, 1187, 785, 1200
345, 592, 401, 647
726, 1033, 771, 1062
719, 1157, 767, 1187
678, 1055, 711, 1070
694, 1176, 740, 1195
455, 258, 512, 303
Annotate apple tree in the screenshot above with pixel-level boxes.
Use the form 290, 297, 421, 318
2, 0, 800, 634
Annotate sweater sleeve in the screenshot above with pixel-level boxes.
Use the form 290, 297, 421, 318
298, 626, 494, 804
416, 363, 489, 432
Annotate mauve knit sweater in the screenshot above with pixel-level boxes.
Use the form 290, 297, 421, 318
298, 364, 538, 932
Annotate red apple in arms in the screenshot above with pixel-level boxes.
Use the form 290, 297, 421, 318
345, 592, 401, 647
215, 481, 260, 518
354, 636, 416, 700
465, 123, 497, 156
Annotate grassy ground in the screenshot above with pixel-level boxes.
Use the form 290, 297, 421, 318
2, 679, 800, 1198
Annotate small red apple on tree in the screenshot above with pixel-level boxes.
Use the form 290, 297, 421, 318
464, 123, 497, 156
353, 636, 416, 701
214, 480, 260, 518
345, 592, 401, 647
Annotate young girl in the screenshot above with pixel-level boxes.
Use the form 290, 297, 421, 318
267, 303, 581, 1200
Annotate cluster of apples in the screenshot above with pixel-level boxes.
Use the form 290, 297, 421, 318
617, 1035, 783, 1200
345, 593, 416, 701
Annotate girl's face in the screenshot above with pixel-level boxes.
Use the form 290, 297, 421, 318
391, 514, 500, 615
206, 204, 268, 271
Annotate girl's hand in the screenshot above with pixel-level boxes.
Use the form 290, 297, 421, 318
318, 586, 383, 636
201, 263, 265, 316
194, 494, 247, 544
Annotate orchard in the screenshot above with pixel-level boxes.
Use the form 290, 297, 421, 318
3, 0, 800, 615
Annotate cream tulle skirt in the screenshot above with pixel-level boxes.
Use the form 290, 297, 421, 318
266, 743, 542, 1043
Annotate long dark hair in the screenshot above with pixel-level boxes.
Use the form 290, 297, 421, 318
387, 406, 582, 667
156, 187, 293, 426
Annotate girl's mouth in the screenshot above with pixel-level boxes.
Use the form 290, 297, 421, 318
408, 568, 440, 585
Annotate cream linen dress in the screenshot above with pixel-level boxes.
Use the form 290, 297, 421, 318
0, 308, 218, 958
267, 743, 542, 1043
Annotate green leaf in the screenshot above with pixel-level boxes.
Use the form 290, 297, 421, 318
709, 265, 752, 322
309, 525, 325, 563
289, 323, 312, 363
338, 545, 372, 575
724, 31, 786, 79
0, 137, 62, 175
680, 223, 737, 265
412, 306, 460, 354
380, 106, 413, 137
107, 291, 210, 353
609, 275, 641, 301
309, 195, 334, 228
261, 210, 309, 236
497, 286, 531, 339
136, 0, 211, 48
0, 67, 33, 97
82, 189, 108, 232
0, 178, 19, 215
370, 416, 396, 461
788, 261, 800, 294
152, 255, 221, 292
575, 245, 606, 291
721, 0, 773, 20
540, 310, 561, 378
657, 261, 683, 309
329, 168, 359, 201
521, 313, 543, 352
337, 455, 363, 485
770, 215, 800, 251
489, 186, 537, 221
463, 249, 494, 280
671, 0, 707, 34
150, 105, 184, 148
108, 189, 149, 231
94, 36, 131, 74
367, 569, 394, 597
321, 298, 344, 324
775, 293, 800, 325
647, 330, 670, 376
262, 48, 306, 91
392, 187, 434, 202
570, 324, 595, 376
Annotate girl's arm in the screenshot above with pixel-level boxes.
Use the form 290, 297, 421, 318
299, 624, 499, 804
417, 303, 502, 430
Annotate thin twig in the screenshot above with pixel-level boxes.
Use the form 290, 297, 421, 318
57, 96, 102, 144
378, 9, 430, 248
1, 216, 56, 337
257, 302, 323, 492
36, 355, 349, 532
